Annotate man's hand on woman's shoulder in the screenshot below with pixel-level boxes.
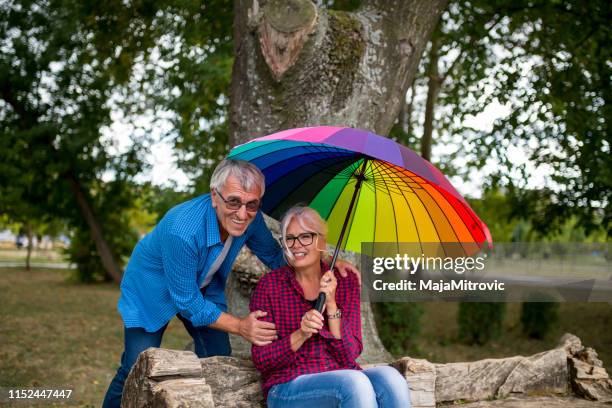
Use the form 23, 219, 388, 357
334, 259, 361, 285
240, 310, 278, 346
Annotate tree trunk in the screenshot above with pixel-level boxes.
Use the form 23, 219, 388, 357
398, 82, 415, 138
230, 0, 447, 142
421, 35, 442, 161
25, 223, 33, 271
67, 173, 123, 283
228, 0, 447, 363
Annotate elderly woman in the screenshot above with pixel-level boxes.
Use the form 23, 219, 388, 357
250, 206, 411, 407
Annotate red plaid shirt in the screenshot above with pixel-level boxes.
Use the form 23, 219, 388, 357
250, 262, 362, 398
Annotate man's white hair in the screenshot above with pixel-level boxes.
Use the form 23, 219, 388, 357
210, 159, 265, 196
280, 205, 328, 260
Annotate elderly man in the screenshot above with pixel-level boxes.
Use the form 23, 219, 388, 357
102, 159, 358, 408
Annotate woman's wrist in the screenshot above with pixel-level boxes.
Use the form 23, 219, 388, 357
296, 329, 309, 341
325, 302, 338, 314
291, 329, 308, 352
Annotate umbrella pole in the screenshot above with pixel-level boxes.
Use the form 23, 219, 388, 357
329, 158, 369, 269
316, 158, 368, 312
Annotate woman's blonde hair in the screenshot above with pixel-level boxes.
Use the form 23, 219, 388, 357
280, 205, 327, 260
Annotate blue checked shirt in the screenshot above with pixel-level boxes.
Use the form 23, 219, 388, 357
118, 193, 285, 332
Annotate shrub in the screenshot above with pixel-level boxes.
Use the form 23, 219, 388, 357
520, 301, 559, 339
373, 302, 423, 356
458, 302, 506, 345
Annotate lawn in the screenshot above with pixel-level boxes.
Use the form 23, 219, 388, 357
409, 302, 612, 366
0, 267, 191, 407
0, 248, 68, 264
1, 267, 610, 406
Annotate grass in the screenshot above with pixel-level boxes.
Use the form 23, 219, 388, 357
396, 301, 612, 368
0, 267, 191, 407
0, 249, 68, 264
1, 266, 610, 406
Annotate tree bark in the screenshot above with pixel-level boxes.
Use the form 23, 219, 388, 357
421, 35, 442, 161
229, 0, 448, 363
399, 83, 413, 135
230, 0, 448, 143
67, 173, 123, 283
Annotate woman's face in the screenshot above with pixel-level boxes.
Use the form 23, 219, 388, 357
285, 218, 326, 269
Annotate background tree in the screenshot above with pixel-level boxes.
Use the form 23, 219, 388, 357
134, 0, 234, 193
400, 0, 611, 236
0, 0, 159, 281
0, 160, 50, 270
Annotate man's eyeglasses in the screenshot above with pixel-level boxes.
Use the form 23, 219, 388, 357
281, 232, 319, 248
215, 188, 260, 212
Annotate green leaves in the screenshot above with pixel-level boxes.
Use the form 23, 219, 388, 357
141, 0, 234, 194
0, 0, 236, 279
0, 0, 158, 279
428, 0, 611, 236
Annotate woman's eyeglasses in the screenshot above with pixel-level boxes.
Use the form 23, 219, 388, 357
215, 188, 260, 212
281, 232, 319, 248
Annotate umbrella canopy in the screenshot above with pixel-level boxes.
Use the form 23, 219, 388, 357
228, 126, 492, 258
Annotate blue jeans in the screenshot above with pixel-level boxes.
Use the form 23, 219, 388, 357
267, 366, 411, 408
102, 313, 230, 408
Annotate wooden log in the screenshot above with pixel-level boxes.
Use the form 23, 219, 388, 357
199, 356, 265, 408
435, 356, 524, 403
122, 348, 206, 408
559, 333, 612, 402
151, 379, 214, 408
572, 378, 612, 403
130, 333, 612, 407
571, 358, 609, 380
454, 396, 612, 407
390, 357, 436, 408
496, 348, 568, 398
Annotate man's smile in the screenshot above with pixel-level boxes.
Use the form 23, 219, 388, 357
231, 217, 247, 225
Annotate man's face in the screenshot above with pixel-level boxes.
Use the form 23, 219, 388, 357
211, 175, 262, 238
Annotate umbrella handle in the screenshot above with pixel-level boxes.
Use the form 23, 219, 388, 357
315, 159, 368, 315
314, 292, 326, 313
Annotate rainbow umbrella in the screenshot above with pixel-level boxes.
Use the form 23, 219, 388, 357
228, 126, 492, 265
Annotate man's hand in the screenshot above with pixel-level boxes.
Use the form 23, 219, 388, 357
239, 310, 278, 346
334, 259, 361, 285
